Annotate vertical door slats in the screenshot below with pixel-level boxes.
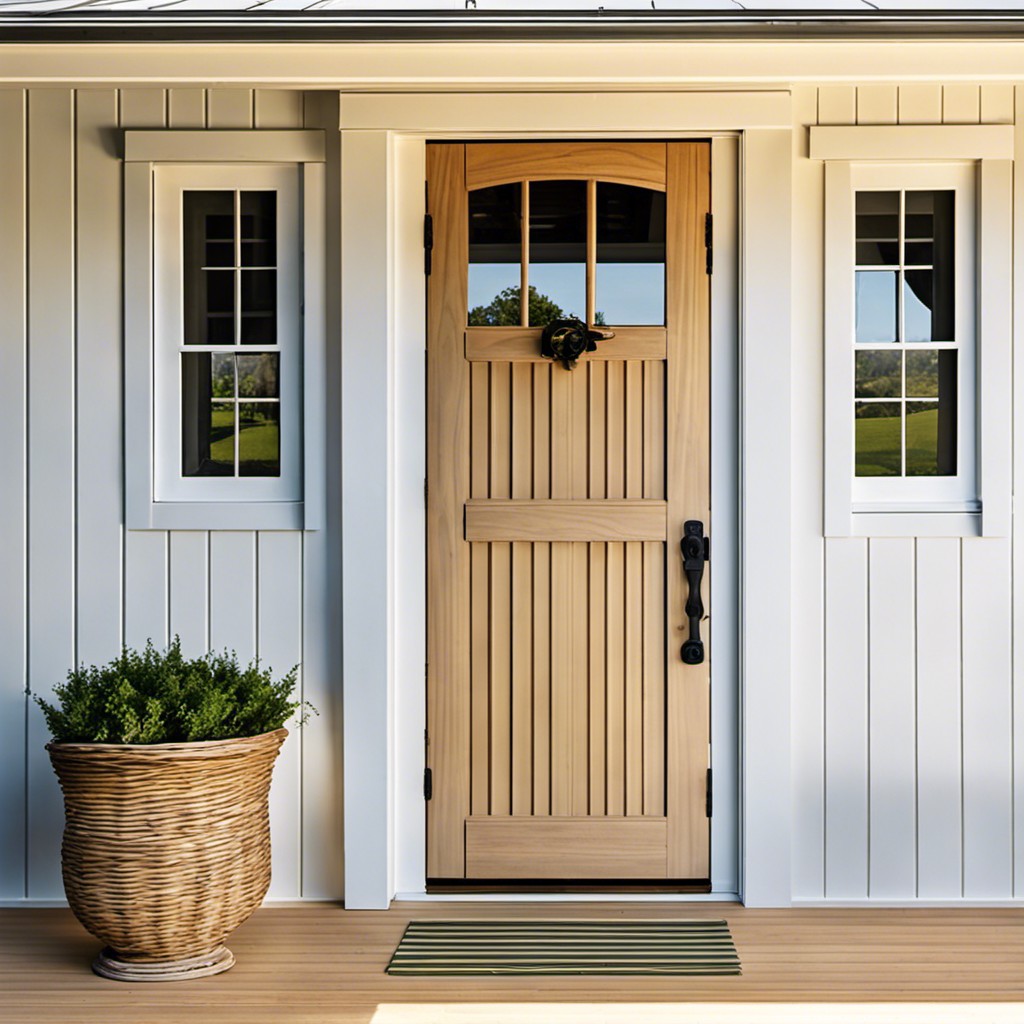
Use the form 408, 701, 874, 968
428, 142, 710, 880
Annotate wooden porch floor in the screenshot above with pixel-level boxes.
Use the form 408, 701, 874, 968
4, 902, 1024, 1023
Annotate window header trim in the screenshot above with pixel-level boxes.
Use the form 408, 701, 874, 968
809, 124, 1014, 162
125, 129, 325, 164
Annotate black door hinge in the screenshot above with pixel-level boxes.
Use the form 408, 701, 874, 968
706, 768, 713, 818
704, 212, 713, 276
424, 213, 434, 276
424, 767, 433, 801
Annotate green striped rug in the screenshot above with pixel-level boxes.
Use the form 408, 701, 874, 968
386, 920, 741, 976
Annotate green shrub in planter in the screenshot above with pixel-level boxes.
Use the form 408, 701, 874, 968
36, 637, 315, 744
38, 638, 316, 982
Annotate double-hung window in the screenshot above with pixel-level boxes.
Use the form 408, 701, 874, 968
124, 131, 325, 530
813, 124, 1012, 537
850, 164, 975, 511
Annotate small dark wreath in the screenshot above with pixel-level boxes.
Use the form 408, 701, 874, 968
540, 318, 615, 371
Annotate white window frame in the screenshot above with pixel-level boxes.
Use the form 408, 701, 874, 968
812, 124, 1012, 538
124, 130, 326, 530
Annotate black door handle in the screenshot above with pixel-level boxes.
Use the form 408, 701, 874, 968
680, 520, 709, 665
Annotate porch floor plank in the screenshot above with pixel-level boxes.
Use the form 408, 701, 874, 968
3, 902, 1024, 1022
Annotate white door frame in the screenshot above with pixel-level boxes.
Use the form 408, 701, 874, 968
339, 94, 794, 909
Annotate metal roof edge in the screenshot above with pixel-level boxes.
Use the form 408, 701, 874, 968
5, 10, 1024, 43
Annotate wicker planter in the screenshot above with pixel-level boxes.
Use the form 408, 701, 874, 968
46, 728, 287, 982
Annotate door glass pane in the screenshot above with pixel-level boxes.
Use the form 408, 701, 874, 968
855, 191, 899, 266
855, 350, 901, 399
855, 401, 901, 477
856, 271, 898, 343
183, 191, 235, 345
468, 183, 522, 326
595, 183, 665, 325
238, 402, 280, 477
529, 180, 586, 326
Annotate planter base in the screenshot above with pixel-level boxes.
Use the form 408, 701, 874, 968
92, 945, 235, 982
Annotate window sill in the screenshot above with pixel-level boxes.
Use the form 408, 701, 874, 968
844, 510, 981, 538
129, 500, 307, 532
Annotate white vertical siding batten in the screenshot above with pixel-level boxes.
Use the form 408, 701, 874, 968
26, 89, 76, 899
167, 89, 206, 129
207, 89, 254, 130
209, 532, 257, 662
118, 89, 166, 129
166, 82, 210, 660
915, 536, 963, 898
867, 538, 917, 899
980, 85, 1015, 125
258, 532, 303, 899
961, 538, 1013, 897
75, 90, 123, 668
168, 532, 209, 657
121, 88, 170, 655
817, 85, 856, 127
943, 85, 982, 125
255, 90, 304, 129
0, 89, 27, 900
124, 532, 169, 651
856, 85, 898, 125
898, 84, 942, 125
790, 86, 826, 899
824, 538, 870, 899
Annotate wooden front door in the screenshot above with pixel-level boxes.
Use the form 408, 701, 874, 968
426, 142, 710, 883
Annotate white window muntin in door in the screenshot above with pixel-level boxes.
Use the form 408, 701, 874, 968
153, 163, 302, 505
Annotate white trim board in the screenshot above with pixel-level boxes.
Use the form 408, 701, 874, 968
8, 40, 1024, 86
125, 128, 325, 162
339, 91, 791, 132
358, 133, 743, 910
809, 124, 1014, 161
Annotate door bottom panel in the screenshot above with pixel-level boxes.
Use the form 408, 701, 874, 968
465, 816, 668, 879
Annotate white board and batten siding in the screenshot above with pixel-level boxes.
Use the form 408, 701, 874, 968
791, 82, 1024, 904
4, 72, 1024, 909
0, 87, 341, 904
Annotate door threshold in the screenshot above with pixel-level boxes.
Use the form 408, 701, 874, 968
426, 879, 712, 895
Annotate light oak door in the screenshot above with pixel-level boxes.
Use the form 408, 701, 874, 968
426, 142, 710, 882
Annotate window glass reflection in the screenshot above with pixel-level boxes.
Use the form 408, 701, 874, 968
238, 402, 280, 477
183, 191, 235, 345
855, 191, 899, 266
855, 271, 898, 343
855, 401, 902, 477
855, 350, 901, 399
468, 183, 522, 326
596, 183, 665, 325
529, 180, 586, 326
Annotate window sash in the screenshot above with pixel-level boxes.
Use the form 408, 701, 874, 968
846, 163, 977, 511
153, 164, 302, 504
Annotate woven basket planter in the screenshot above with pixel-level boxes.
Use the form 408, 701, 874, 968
46, 728, 287, 982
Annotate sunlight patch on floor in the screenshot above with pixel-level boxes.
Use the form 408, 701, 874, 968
371, 1004, 1024, 1024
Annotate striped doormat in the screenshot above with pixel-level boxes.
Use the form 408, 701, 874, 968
386, 920, 741, 976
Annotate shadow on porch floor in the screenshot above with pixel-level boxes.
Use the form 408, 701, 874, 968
3, 901, 1024, 1023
